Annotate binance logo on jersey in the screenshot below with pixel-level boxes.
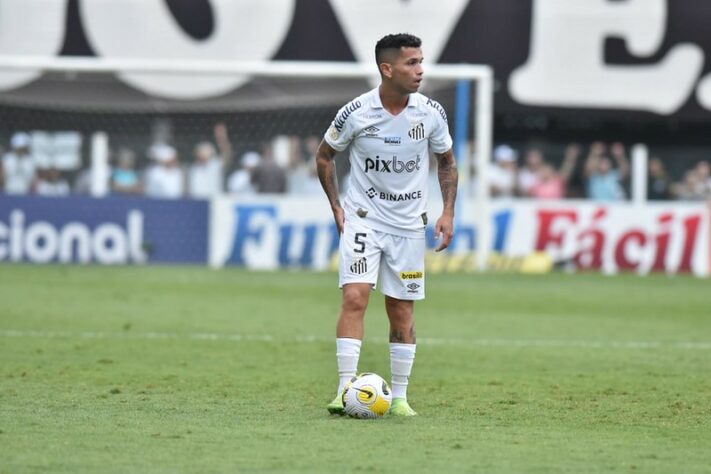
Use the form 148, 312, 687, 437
368, 188, 423, 202
364, 155, 421, 173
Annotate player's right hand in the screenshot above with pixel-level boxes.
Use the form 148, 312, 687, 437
434, 213, 454, 252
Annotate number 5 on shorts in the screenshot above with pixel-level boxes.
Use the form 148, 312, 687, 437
354, 233, 367, 253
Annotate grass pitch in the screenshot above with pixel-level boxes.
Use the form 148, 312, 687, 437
0, 264, 709, 473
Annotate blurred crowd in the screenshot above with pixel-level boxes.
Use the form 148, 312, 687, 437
486, 141, 711, 201
0, 124, 323, 200
2, 127, 711, 201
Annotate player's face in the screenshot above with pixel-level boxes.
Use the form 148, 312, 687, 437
391, 47, 424, 94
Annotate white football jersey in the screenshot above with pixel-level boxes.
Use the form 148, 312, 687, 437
324, 87, 453, 238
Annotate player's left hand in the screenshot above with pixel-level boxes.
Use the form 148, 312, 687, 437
434, 213, 454, 252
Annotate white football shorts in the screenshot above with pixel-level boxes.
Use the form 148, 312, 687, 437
338, 219, 425, 300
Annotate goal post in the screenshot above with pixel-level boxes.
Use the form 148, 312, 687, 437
0, 55, 494, 270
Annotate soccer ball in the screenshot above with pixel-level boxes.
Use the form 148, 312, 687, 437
342, 373, 392, 419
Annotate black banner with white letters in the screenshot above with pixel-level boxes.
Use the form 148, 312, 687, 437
3, 0, 711, 143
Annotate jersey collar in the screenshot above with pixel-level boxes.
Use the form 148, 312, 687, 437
371, 87, 417, 110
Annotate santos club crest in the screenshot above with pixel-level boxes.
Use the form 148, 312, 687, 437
408, 122, 424, 140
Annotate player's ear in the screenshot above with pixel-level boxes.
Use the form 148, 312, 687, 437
379, 62, 393, 79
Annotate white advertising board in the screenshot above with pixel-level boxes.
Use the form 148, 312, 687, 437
210, 196, 710, 276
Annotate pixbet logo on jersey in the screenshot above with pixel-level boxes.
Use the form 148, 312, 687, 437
364, 155, 421, 173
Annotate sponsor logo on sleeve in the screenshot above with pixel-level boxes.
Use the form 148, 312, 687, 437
328, 126, 339, 140
333, 100, 362, 132
426, 98, 448, 122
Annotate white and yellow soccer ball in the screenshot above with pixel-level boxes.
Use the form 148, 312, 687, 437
342, 373, 392, 419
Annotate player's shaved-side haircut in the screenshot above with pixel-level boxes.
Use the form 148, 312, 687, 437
375, 33, 422, 66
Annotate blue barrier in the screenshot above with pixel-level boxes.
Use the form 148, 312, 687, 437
0, 196, 208, 264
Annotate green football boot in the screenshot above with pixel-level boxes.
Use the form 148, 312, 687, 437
388, 398, 417, 417
326, 394, 345, 415
328, 377, 357, 415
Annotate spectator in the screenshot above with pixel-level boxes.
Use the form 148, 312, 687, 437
111, 148, 142, 195
528, 144, 580, 199
517, 147, 545, 196
35, 165, 70, 196
227, 151, 260, 195
647, 157, 672, 200
188, 123, 233, 199
489, 144, 518, 197
144, 144, 184, 199
252, 144, 287, 194
2, 132, 36, 194
585, 142, 629, 201
72, 167, 92, 195
288, 136, 322, 195
673, 168, 707, 201
694, 160, 711, 197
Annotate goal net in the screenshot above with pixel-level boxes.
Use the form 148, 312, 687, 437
0, 56, 494, 269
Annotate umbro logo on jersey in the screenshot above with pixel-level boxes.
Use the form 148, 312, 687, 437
406, 282, 421, 293
350, 257, 368, 275
364, 125, 380, 136
364, 156, 421, 173
408, 123, 425, 140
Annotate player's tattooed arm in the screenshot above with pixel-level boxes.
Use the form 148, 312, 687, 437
435, 149, 458, 215
433, 149, 458, 252
316, 140, 345, 233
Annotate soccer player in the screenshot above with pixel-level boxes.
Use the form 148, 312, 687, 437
316, 33, 457, 416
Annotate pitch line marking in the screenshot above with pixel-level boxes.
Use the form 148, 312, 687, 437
0, 329, 710, 350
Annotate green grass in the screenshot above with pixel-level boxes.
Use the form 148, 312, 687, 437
0, 264, 709, 473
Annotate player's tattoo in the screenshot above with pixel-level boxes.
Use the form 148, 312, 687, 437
389, 325, 416, 343
316, 140, 341, 211
435, 150, 458, 214
390, 329, 405, 343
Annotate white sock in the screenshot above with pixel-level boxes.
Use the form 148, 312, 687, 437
390, 343, 416, 400
336, 338, 362, 396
